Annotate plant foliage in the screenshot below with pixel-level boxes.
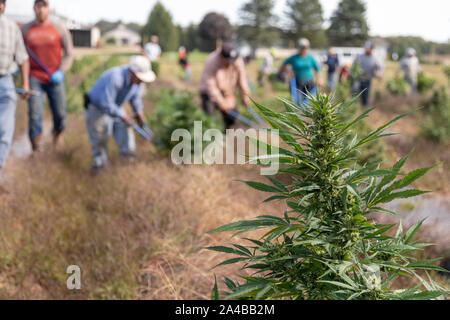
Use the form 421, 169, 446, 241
207, 92, 448, 300
148, 89, 224, 152
420, 87, 450, 143
386, 77, 408, 96
417, 74, 435, 94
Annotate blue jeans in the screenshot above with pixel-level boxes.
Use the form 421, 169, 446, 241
360, 80, 372, 107
0, 75, 17, 168
327, 72, 337, 90
85, 104, 136, 168
28, 77, 66, 141
405, 76, 417, 95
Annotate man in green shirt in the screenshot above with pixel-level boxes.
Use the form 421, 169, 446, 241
280, 38, 323, 104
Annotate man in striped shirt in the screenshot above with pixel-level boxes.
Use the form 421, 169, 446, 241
0, 0, 30, 177
21, 0, 73, 152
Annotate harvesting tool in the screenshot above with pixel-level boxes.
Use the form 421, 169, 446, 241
0, 86, 41, 96
228, 110, 258, 128
290, 77, 299, 104
247, 107, 265, 125
132, 123, 153, 143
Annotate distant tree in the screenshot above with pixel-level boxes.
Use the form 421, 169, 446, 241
327, 0, 369, 47
198, 12, 232, 52
142, 1, 179, 51
237, 0, 279, 53
95, 20, 142, 35
178, 24, 200, 52
285, 0, 327, 48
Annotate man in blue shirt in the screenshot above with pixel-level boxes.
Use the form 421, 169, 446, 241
280, 38, 322, 104
325, 49, 339, 91
85, 55, 156, 173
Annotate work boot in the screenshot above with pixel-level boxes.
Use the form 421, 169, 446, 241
52, 130, 64, 150
31, 135, 42, 153
119, 152, 136, 165
90, 164, 106, 177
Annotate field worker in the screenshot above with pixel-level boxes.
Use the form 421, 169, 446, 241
178, 46, 191, 83
339, 62, 351, 84
352, 41, 381, 107
84, 56, 156, 173
21, 0, 74, 152
325, 49, 339, 91
198, 42, 251, 129
258, 48, 275, 87
397, 48, 421, 94
280, 38, 323, 104
0, 0, 30, 177
143, 35, 162, 62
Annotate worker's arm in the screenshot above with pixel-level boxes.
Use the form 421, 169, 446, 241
95, 75, 128, 120
237, 58, 251, 107
18, 60, 30, 99
55, 21, 74, 73
129, 87, 145, 126
13, 24, 30, 99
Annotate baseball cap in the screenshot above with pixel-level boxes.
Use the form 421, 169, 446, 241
220, 43, 239, 61
297, 38, 310, 49
129, 56, 156, 83
406, 48, 416, 56
364, 41, 374, 50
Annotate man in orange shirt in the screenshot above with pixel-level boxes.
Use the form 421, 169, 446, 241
21, 0, 73, 152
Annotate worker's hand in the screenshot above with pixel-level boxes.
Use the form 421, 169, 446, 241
242, 96, 251, 108
18, 83, 30, 100
122, 114, 132, 127
316, 78, 324, 88
218, 102, 235, 113
50, 70, 64, 84
135, 112, 145, 128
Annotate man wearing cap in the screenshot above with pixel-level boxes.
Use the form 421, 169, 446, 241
0, 0, 30, 178
85, 56, 156, 173
352, 41, 381, 107
397, 48, 421, 95
198, 42, 251, 129
21, 0, 74, 152
143, 35, 162, 62
280, 38, 323, 104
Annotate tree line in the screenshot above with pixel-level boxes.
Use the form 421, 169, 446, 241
98, 0, 450, 58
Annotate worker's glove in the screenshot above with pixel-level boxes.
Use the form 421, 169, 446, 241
50, 70, 64, 84
135, 113, 145, 128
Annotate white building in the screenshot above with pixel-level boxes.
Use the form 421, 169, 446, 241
103, 24, 141, 46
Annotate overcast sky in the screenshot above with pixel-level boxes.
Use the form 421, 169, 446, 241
4, 0, 450, 43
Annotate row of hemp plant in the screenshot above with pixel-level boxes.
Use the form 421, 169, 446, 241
208, 91, 449, 300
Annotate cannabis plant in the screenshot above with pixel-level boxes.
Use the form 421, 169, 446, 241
386, 77, 408, 95
420, 87, 450, 143
417, 74, 435, 94
149, 89, 224, 152
208, 92, 448, 300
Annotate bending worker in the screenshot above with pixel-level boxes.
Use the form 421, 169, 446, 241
84, 56, 156, 173
280, 38, 322, 104
199, 42, 251, 129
